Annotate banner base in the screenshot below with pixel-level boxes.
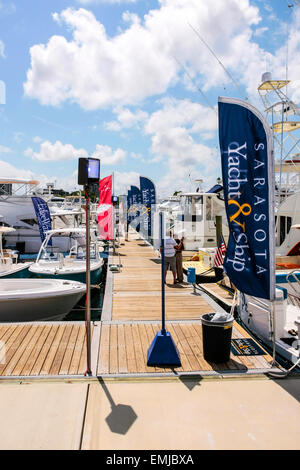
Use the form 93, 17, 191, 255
147, 331, 181, 366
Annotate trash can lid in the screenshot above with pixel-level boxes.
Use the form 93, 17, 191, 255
201, 312, 234, 326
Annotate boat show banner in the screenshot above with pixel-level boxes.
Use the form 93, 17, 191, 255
127, 188, 133, 226
130, 185, 142, 232
139, 176, 156, 239
218, 97, 275, 301
31, 197, 52, 245
98, 174, 113, 240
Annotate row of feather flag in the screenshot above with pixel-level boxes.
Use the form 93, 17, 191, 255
97, 174, 156, 241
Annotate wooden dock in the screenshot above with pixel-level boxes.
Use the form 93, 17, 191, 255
97, 235, 274, 377
0, 233, 275, 380
0, 322, 92, 377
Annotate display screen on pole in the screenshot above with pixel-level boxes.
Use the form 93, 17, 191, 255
88, 159, 100, 179
78, 157, 100, 185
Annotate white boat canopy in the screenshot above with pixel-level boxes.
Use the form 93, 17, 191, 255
0, 178, 39, 185
45, 228, 87, 235
0, 227, 15, 234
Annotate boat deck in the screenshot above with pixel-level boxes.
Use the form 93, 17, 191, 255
0, 234, 276, 379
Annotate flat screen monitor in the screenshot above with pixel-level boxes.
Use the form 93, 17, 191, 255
88, 159, 100, 180
78, 157, 100, 185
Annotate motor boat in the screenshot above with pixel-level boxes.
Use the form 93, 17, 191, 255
237, 74, 300, 367
0, 178, 85, 253
29, 227, 103, 284
238, 224, 300, 366
0, 226, 32, 278
0, 278, 86, 322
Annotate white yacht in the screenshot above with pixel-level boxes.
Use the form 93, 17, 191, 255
155, 184, 229, 255
0, 178, 85, 253
29, 227, 104, 284
237, 74, 300, 366
0, 278, 86, 322
0, 226, 32, 278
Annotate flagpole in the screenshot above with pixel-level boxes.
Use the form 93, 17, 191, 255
84, 186, 92, 376
112, 171, 115, 254
160, 211, 166, 335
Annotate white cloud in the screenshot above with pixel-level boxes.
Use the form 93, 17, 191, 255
0, 145, 12, 153
0, 1, 16, 16
145, 98, 217, 165
76, 0, 137, 4
24, 1, 268, 110
105, 106, 148, 131
0, 40, 5, 58
143, 97, 220, 196
0, 159, 35, 181
113, 170, 140, 195
91, 144, 126, 165
0, 159, 80, 193
24, 140, 88, 161
13, 132, 25, 143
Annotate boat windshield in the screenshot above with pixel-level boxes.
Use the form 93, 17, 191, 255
38, 234, 99, 262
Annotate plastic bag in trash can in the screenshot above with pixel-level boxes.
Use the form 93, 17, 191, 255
210, 312, 232, 322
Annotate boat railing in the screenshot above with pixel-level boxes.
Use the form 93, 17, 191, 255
286, 270, 300, 297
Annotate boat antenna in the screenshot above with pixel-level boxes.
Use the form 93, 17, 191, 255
172, 55, 217, 114
188, 22, 248, 102
285, 1, 295, 96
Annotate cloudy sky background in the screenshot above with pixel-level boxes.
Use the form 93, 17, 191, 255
0, 0, 299, 197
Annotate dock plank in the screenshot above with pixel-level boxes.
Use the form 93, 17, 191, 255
0, 325, 30, 376
131, 324, 147, 373
40, 324, 66, 375
3, 325, 39, 376
12, 325, 48, 376
109, 324, 119, 374
21, 324, 53, 376
49, 324, 73, 375
124, 324, 137, 373
69, 325, 86, 375
117, 324, 128, 374
30, 325, 60, 376
97, 324, 110, 375
59, 325, 80, 375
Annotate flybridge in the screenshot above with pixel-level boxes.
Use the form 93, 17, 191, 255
0, 179, 40, 198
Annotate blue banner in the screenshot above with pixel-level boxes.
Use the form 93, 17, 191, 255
218, 97, 275, 301
130, 185, 142, 231
140, 176, 156, 238
31, 197, 52, 245
127, 189, 133, 225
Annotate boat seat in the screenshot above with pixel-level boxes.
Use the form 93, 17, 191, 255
276, 262, 300, 269
64, 256, 74, 266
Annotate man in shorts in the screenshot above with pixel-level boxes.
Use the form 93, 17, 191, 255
162, 232, 184, 285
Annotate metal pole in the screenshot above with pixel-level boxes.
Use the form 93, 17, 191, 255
85, 186, 92, 375
160, 212, 166, 335
271, 301, 277, 366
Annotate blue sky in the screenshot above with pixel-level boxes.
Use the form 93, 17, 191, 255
0, 0, 299, 196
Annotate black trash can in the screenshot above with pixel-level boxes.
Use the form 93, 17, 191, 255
201, 313, 234, 363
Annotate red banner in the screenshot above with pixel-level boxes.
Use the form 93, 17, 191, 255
97, 175, 113, 240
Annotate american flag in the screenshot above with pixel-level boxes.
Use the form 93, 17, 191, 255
213, 235, 226, 267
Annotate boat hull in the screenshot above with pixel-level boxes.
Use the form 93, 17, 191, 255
30, 264, 103, 285
0, 279, 86, 322
0, 263, 32, 279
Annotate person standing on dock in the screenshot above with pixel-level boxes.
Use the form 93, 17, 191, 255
162, 232, 184, 285
175, 235, 184, 283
